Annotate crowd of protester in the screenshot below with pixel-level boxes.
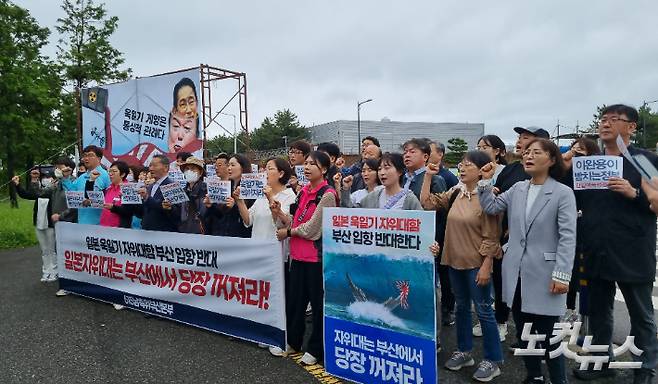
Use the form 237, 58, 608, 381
11, 103, 658, 383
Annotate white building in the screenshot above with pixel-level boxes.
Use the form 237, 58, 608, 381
309, 119, 485, 155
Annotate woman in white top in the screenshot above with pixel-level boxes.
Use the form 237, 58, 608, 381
476, 135, 507, 186
235, 158, 296, 241
334, 158, 382, 206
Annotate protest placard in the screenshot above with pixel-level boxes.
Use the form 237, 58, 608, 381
205, 164, 216, 177
239, 173, 267, 199
65, 191, 85, 209
86, 191, 105, 208
572, 155, 623, 190
56, 222, 285, 348
206, 179, 231, 204
251, 164, 259, 174
322, 208, 437, 384
120, 183, 143, 205
160, 182, 189, 204
168, 170, 187, 188
294, 165, 309, 186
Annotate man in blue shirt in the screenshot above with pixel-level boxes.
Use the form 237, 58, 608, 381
61, 145, 110, 225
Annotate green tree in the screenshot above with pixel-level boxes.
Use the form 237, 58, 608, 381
0, 1, 61, 206
55, 0, 132, 152
250, 109, 309, 151
587, 104, 606, 134
637, 104, 658, 150
444, 137, 468, 165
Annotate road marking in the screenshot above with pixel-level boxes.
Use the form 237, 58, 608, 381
288, 352, 342, 383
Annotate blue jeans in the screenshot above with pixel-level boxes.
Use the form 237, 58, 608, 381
449, 267, 503, 363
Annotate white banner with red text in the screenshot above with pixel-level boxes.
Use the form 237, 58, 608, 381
55, 222, 285, 348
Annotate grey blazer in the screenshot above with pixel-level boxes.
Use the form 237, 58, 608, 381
340, 188, 423, 210
478, 177, 577, 316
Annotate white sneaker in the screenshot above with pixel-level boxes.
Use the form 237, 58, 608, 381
498, 323, 508, 342
269, 344, 295, 357
472, 322, 483, 337
257, 343, 268, 349
55, 289, 68, 297
300, 352, 318, 365
40, 273, 49, 282
113, 304, 125, 310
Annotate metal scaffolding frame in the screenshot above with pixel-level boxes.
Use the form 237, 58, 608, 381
199, 64, 249, 149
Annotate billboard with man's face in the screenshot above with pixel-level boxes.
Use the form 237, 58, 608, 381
81, 68, 203, 166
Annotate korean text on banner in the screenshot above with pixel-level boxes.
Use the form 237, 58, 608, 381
295, 165, 309, 186
65, 191, 85, 209
572, 155, 623, 190
55, 222, 286, 348
322, 208, 437, 384
239, 173, 267, 199
86, 191, 105, 208
207, 180, 231, 204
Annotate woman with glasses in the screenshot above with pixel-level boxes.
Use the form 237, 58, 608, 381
420, 150, 504, 382
478, 139, 576, 384
87, 160, 135, 229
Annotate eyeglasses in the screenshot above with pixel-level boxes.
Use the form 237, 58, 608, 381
457, 161, 475, 169
82, 153, 98, 158
108, 169, 119, 174
599, 116, 632, 125
288, 149, 304, 155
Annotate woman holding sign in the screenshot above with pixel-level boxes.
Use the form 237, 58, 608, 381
271, 151, 338, 366
203, 154, 254, 238
88, 161, 135, 229
420, 151, 503, 382
478, 139, 576, 384
178, 157, 207, 234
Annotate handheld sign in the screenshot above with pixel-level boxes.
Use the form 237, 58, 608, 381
206, 179, 232, 204
239, 173, 267, 199
294, 165, 309, 186
251, 164, 259, 174
86, 190, 105, 208
572, 155, 623, 190
65, 191, 85, 209
168, 170, 187, 188
120, 183, 143, 205
205, 164, 216, 178
160, 182, 189, 204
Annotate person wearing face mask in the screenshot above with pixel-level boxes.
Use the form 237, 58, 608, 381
178, 157, 208, 234
11, 157, 77, 283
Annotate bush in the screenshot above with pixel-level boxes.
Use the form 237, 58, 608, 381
0, 198, 37, 250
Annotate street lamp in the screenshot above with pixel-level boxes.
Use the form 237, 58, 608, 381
357, 98, 373, 154
220, 112, 237, 154
642, 99, 658, 148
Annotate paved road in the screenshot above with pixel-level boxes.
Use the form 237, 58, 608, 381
0, 246, 643, 383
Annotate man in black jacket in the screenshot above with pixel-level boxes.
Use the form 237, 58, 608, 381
573, 104, 658, 383
138, 154, 181, 232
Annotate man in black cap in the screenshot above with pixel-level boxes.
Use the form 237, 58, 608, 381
485, 126, 550, 344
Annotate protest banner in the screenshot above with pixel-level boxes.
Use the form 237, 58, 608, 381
160, 182, 189, 204
239, 173, 267, 199
206, 179, 231, 204
65, 191, 85, 209
120, 183, 143, 205
55, 222, 286, 348
294, 165, 308, 186
572, 155, 623, 190
81, 68, 203, 166
322, 208, 437, 384
86, 191, 105, 208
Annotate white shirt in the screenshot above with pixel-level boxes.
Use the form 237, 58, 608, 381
151, 176, 168, 197
526, 183, 543, 219
246, 188, 297, 258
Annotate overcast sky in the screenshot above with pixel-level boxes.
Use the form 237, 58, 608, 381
15, 0, 658, 144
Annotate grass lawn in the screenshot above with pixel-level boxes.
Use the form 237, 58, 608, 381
0, 198, 37, 250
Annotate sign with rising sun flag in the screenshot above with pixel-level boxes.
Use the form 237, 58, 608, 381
322, 208, 437, 384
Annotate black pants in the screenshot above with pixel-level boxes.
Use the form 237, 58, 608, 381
512, 279, 567, 384
437, 263, 455, 314
493, 257, 510, 324
287, 259, 324, 360
588, 278, 657, 372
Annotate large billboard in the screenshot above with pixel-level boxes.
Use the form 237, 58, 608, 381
81, 68, 203, 166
